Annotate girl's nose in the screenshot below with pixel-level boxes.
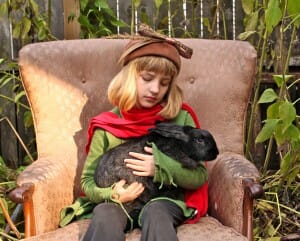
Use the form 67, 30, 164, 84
149, 80, 160, 94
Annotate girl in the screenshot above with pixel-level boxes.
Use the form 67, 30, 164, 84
81, 25, 208, 241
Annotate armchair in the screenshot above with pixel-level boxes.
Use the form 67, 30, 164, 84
9, 38, 263, 241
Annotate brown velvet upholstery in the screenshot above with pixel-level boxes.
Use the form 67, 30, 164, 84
10, 39, 263, 241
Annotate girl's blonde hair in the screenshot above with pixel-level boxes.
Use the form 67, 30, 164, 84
107, 56, 183, 119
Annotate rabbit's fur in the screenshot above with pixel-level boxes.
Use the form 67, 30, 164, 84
94, 122, 219, 214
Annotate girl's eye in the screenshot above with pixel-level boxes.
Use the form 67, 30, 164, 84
141, 74, 153, 82
160, 81, 170, 87
143, 77, 151, 82
160, 77, 171, 86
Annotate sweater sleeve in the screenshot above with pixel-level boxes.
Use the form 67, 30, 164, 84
81, 129, 120, 203
152, 111, 208, 190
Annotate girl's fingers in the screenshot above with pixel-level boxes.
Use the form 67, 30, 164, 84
114, 179, 126, 188
127, 147, 153, 159
114, 181, 145, 203
124, 158, 144, 166
128, 182, 144, 193
132, 171, 149, 177
124, 182, 145, 200
125, 160, 152, 176
125, 162, 146, 172
144, 146, 153, 154
125, 149, 155, 176
128, 151, 149, 159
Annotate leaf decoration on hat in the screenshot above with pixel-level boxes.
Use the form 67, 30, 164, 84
137, 23, 193, 59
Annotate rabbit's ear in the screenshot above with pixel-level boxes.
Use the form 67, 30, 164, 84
150, 123, 190, 142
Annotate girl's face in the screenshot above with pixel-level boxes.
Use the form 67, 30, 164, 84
136, 70, 171, 109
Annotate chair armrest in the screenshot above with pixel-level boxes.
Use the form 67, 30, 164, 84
8, 157, 76, 237
208, 152, 263, 239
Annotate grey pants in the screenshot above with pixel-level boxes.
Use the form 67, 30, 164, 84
82, 199, 185, 241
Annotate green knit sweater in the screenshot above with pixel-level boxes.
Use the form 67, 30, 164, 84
60, 109, 207, 228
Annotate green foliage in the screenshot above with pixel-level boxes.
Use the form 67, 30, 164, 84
75, 0, 211, 39
0, 59, 31, 115
0, 156, 25, 240
256, 75, 300, 186
239, 0, 300, 42
0, 156, 25, 193
0, 58, 35, 169
240, 0, 300, 165
0, 0, 55, 47
239, 0, 300, 239
265, 0, 282, 34
78, 0, 127, 38
287, 0, 300, 28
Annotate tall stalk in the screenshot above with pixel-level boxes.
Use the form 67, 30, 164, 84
245, 28, 268, 161
283, 25, 296, 75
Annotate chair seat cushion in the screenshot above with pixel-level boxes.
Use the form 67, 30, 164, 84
21, 216, 247, 241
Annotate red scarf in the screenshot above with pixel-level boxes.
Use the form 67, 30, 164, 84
86, 104, 165, 153
86, 103, 208, 223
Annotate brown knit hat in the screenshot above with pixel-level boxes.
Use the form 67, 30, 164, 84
119, 23, 193, 71
122, 39, 181, 70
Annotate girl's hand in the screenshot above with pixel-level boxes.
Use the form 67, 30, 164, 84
112, 179, 144, 203
125, 146, 155, 177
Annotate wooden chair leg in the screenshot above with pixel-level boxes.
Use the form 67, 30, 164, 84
9, 183, 36, 237
242, 178, 264, 241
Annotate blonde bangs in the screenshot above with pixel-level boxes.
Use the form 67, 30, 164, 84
134, 56, 178, 77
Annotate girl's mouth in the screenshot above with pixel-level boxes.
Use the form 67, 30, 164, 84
144, 96, 157, 102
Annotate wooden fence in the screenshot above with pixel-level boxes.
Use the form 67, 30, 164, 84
63, 0, 246, 40
0, 0, 299, 168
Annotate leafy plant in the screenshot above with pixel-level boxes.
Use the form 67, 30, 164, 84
77, 0, 127, 38
0, 59, 33, 240
240, 0, 300, 171
0, 0, 55, 47
0, 155, 25, 240
256, 75, 300, 177
0, 59, 30, 112
239, 0, 300, 239
254, 76, 300, 240
0, 59, 33, 134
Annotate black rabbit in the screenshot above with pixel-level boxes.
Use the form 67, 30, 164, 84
94, 122, 219, 214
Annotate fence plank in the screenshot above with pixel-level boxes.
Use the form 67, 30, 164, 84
0, 15, 11, 60
63, 0, 80, 39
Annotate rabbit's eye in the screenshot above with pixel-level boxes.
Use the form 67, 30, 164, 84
194, 137, 205, 144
